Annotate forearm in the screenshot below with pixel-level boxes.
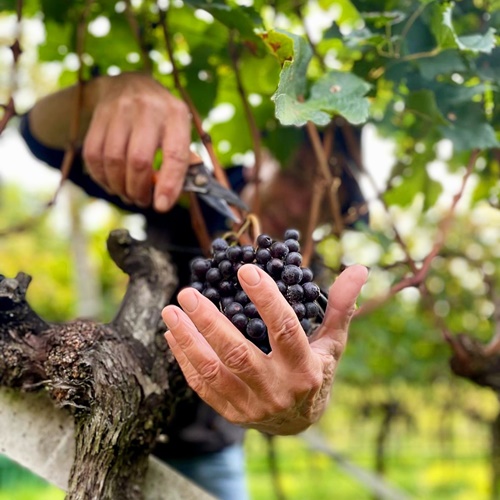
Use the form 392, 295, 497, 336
28, 76, 106, 150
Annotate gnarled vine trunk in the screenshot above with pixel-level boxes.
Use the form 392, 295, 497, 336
0, 228, 197, 499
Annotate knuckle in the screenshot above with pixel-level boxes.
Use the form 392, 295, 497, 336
169, 97, 190, 117
163, 147, 190, 166
302, 370, 323, 395
186, 374, 205, 395
128, 153, 151, 172
268, 394, 293, 415
223, 343, 251, 373
83, 147, 100, 168
197, 358, 221, 383
116, 96, 133, 113
272, 315, 300, 344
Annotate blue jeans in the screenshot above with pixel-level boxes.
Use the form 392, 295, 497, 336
166, 444, 249, 500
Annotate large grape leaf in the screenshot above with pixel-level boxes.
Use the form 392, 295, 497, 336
266, 30, 370, 126
275, 70, 371, 126
415, 49, 466, 80
431, 3, 497, 54
439, 103, 500, 151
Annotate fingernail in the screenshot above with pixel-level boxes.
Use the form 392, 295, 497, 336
240, 264, 261, 286
155, 194, 170, 212
179, 290, 198, 312
163, 307, 179, 328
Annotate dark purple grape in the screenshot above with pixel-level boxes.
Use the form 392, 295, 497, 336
218, 259, 234, 278
257, 234, 273, 248
305, 301, 320, 319
241, 245, 255, 263
275, 280, 287, 295
212, 238, 229, 252
292, 302, 306, 320
270, 241, 289, 259
287, 284, 304, 303
281, 265, 303, 285
232, 313, 248, 332
303, 282, 320, 301
203, 287, 220, 303
266, 258, 284, 277
255, 248, 272, 264
219, 280, 234, 296
224, 302, 244, 318
246, 318, 267, 340
244, 302, 259, 318
190, 281, 204, 293
233, 262, 243, 274
284, 239, 300, 253
300, 318, 312, 335
213, 250, 228, 264
234, 290, 250, 305
227, 245, 243, 263
284, 229, 300, 240
285, 252, 302, 266
300, 267, 313, 283
221, 296, 235, 310
206, 267, 222, 284
191, 258, 211, 279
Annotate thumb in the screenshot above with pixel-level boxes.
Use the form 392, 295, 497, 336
312, 264, 368, 358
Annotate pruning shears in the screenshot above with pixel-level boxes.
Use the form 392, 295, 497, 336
153, 152, 248, 222
183, 162, 248, 222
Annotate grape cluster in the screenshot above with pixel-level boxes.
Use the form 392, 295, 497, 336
189, 229, 323, 353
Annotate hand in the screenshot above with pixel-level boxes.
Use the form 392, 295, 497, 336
162, 264, 368, 435
82, 73, 191, 211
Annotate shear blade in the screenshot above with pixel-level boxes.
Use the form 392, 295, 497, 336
199, 193, 241, 223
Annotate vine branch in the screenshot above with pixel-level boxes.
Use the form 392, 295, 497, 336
356, 149, 480, 316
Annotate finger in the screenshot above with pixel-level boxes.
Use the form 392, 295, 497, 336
237, 265, 312, 370
102, 115, 132, 196
164, 330, 241, 418
82, 107, 109, 189
125, 118, 162, 207
162, 305, 253, 413
312, 265, 368, 358
154, 99, 191, 212
175, 288, 271, 391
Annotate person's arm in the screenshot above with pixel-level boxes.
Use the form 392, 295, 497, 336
28, 72, 191, 212
162, 264, 368, 435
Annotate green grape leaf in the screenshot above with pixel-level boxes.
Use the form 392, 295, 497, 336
185, 1, 264, 49
457, 30, 497, 53
432, 3, 497, 53
267, 30, 311, 97
475, 47, 500, 81
439, 103, 500, 151
406, 90, 448, 126
416, 49, 466, 80
274, 69, 371, 126
260, 30, 296, 67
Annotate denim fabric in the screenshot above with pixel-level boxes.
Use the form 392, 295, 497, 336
167, 444, 249, 500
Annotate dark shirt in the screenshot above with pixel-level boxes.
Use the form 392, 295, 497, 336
19, 113, 246, 459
